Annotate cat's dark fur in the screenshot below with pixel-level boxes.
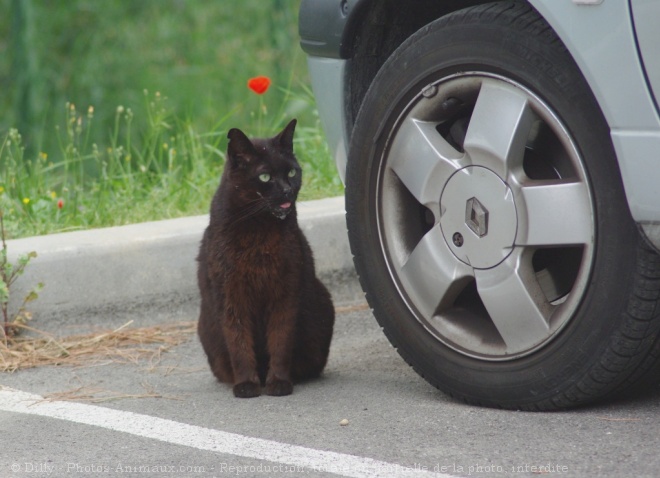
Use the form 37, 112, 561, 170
197, 119, 335, 398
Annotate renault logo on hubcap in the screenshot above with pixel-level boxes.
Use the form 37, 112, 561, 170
466, 197, 488, 237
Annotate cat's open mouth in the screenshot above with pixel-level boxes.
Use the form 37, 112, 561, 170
272, 202, 292, 220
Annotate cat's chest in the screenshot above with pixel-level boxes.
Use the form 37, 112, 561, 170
230, 240, 299, 301
227, 232, 298, 276
240, 243, 285, 269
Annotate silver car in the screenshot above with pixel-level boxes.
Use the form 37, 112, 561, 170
299, 0, 660, 410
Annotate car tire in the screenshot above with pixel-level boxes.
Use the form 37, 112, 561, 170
345, 1, 660, 410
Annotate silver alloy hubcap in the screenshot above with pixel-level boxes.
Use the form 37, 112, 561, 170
441, 166, 517, 269
378, 73, 594, 360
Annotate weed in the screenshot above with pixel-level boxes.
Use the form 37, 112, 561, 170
0, 209, 43, 342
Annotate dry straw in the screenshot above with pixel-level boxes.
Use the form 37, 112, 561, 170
0, 320, 196, 373
38, 382, 184, 404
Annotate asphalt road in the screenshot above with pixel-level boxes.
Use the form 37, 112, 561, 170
2, 296, 660, 478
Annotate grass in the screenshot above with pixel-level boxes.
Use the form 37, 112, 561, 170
0, 88, 343, 240
0, 0, 343, 240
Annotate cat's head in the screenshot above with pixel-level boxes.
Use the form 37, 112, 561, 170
226, 119, 302, 220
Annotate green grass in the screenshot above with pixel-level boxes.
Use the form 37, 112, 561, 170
0, 1, 344, 239
0, 89, 343, 240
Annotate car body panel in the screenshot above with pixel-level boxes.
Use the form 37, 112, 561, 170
300, 0, 660, 228
630, 0, 660, 111
298, 0, 346, 59
306, 56, 349, 180
529, 0, 660, 224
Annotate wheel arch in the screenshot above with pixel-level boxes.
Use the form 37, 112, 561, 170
341, 0, 496, 135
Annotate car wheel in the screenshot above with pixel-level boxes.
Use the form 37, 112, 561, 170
345, 2, 660, 410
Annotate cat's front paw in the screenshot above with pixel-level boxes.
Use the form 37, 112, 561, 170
265, 378, 293, 397
233, 381, 261, 398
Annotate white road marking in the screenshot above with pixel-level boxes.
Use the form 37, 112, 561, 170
0, 387, 451, 478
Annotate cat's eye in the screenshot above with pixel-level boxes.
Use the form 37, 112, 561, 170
288, 169, 297, 178
258, 173, 271, 183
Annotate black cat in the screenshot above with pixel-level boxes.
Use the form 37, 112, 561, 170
197, 119, 335, 398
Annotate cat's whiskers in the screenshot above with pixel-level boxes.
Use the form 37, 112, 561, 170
227, 197, 269, 227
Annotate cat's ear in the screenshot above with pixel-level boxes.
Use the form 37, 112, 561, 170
227, 128, 257, 168
275, 119, 297, 152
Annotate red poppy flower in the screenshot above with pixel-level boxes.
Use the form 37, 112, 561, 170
247, 76, 271, 95
57, 199, 64, 209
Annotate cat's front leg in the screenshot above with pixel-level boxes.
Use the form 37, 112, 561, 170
264, 303, 297, 396
232, 380, 261, 398
265, 375, 293, 397
222, 309, 261, 398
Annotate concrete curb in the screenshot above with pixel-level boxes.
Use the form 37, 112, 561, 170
7, 196, 361, 328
